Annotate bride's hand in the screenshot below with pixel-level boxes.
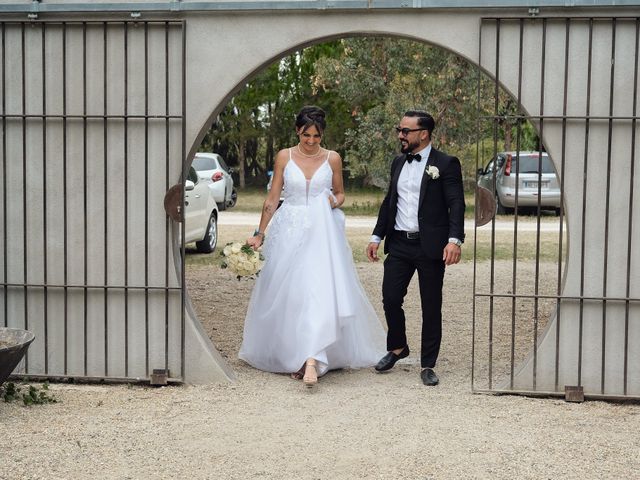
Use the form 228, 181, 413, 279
326, 191, 338, 209
246, 235, 263, 250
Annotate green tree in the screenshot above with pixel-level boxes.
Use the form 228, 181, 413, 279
202, 42, 348, 188
204, 36, 527, 191
313, 37, 502, 189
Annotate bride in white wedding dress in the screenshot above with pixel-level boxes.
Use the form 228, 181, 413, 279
239, 106, 386, 388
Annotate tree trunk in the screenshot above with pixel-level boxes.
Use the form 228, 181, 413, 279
238, 143, 246, 189
503, 123, 512, 152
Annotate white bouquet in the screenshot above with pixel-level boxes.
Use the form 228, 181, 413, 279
220, 242, 263, 279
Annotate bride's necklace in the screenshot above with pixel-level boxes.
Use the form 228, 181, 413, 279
297, 144, 322, 158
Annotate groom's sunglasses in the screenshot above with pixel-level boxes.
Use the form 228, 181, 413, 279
395, 127, 427, 136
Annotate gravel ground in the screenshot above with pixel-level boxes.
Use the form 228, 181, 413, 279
1, 258, 638, 479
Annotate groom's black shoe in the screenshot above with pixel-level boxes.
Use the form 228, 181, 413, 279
375, 346, 410, 372
420, 368, 439, 386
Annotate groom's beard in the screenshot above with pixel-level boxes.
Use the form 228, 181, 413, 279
400, 139, 420, 154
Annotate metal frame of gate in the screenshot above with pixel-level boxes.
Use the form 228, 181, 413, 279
473, 15, 640, 400
0, 19, 188, 383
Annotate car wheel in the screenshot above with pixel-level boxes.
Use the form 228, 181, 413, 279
227, 188, 237, 208
196, 212, 217, 253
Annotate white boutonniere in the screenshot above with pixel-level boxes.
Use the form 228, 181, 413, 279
425, 165, 440, 179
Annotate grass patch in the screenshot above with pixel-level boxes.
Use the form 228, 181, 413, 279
231, 186, 268, 212
185, 222, 564, 266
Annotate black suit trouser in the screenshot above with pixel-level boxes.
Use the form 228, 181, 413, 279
382, 232, 445, 369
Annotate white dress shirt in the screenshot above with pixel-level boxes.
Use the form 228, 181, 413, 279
370, 144, 461, 246
393, 144, 432, 233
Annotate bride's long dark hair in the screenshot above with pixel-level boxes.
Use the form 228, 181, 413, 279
295, 106, 326, 134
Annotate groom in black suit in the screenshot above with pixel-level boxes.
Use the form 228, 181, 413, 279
367, 110, 465, 386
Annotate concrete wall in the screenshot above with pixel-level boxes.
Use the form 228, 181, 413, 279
1, 4, 638, 393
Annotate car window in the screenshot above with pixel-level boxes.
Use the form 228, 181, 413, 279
512, 155, 555, 174
484, 156, 501, 174
483, 160, 494, 174
187, 166, 199, 184
217, 156, 230, 173
192, 156, 218, 171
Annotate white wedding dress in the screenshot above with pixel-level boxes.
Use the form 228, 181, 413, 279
238, 150, 386, 376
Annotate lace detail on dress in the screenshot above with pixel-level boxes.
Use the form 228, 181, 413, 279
262, 204, 311, 259
262, 153, 332, 259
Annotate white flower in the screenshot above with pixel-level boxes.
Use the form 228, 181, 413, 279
425, 165, 440, 179
219, 241, 263, 279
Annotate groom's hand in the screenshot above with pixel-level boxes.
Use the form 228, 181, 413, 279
366, 242, 380, 262
443, 243, 461, 266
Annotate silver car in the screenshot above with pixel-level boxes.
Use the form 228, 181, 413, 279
477, 151, 561, 215
192, 152, 237, 210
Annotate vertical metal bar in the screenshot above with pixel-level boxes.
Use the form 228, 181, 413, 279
144, 21, 150, 377
164, 21, 170, 375
103, 22, 109, 378
509, 18, 525, 389
41, 22, 48, 374
555, 18, 571, 390
623, 18, 639, 396
180, 20, 186, 380
62, 22, 68, 375
601, 18, 617, 394
487, 18, 502, 390
532, 17, 548, 390
578, 18, 595, 386
21, 22, 28, 371
123, 22, 129, 377
1, 23, 6, 329
471, 18, 483, 392
82, 21, 88, 376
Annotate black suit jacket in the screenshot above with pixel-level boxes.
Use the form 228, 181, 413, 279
372, 147, 466, 260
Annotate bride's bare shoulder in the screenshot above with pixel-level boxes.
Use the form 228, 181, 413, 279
327, 150, 342, 168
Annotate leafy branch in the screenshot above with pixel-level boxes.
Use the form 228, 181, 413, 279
0, 381, 58, 406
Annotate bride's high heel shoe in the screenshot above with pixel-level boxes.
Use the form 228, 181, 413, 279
303, 362, 318, 389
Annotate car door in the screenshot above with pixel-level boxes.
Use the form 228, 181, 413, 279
477, 158, 497, 191
184, 167, 208, 243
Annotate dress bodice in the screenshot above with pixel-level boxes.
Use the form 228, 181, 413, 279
282, 152, 333, 205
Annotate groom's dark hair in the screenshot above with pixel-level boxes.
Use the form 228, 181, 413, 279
404, 110, 435, 135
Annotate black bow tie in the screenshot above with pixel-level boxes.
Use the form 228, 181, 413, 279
406, 153, 422, 163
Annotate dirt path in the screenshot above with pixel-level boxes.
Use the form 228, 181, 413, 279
1, 260, 638, 480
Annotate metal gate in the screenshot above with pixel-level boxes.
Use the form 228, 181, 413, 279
0, 19, 188, 383
473, 15, 640, 400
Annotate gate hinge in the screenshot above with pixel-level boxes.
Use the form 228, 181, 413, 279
150, 368, 170, 386
564, 385, 584, 403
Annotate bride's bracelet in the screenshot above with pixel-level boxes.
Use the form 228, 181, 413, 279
253, 229, 265, 239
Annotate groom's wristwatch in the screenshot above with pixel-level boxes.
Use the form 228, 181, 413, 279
448, 237, 462, 247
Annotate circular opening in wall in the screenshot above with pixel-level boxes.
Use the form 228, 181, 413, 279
183, 35, 567, 384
